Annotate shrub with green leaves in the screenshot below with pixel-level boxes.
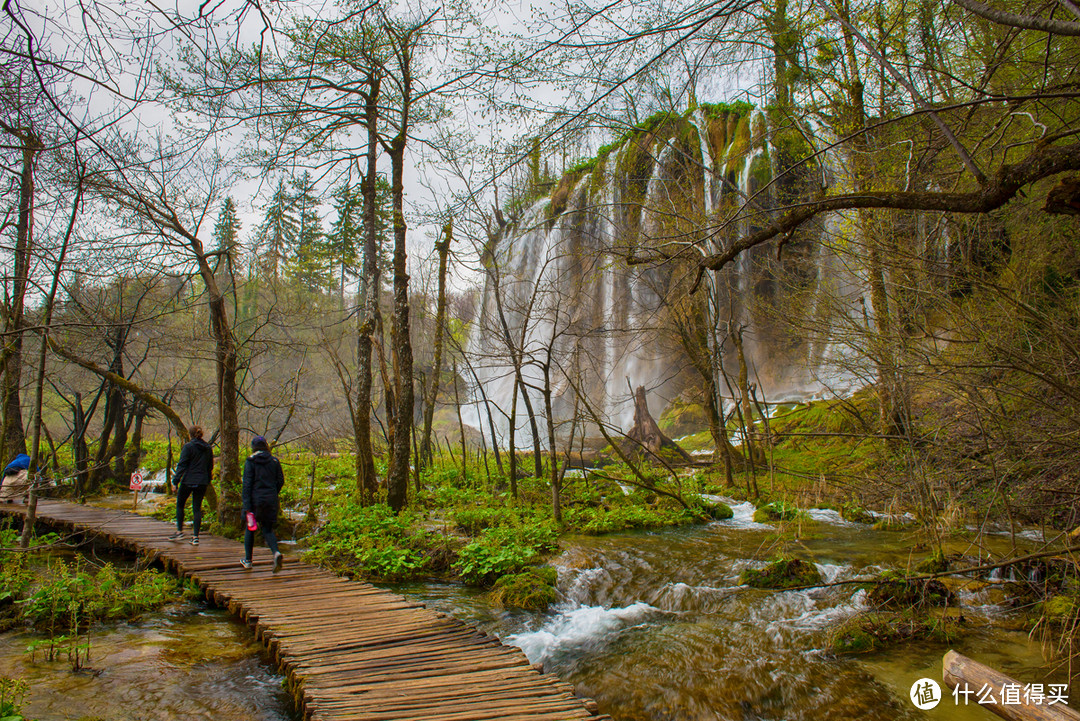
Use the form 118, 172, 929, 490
454, 524, 558, 585
19, 558, 185, 632
753, 501, 804, 523
303, 502, 441, 582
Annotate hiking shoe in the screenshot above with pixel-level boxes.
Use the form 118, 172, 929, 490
167, 531, 184, 541
240, 558, 252, 570
272, 552, 283, 573
190, 537, 199, 546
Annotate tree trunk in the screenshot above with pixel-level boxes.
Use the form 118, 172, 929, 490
2, 137, 36, 461
420, 220, 452, 470
210, 292, 242, 526
542, 360, 561, 523
21, 173, 79, 548
354, 69, 381, 504
385, 44, 415, 512
625, 386, 692, 462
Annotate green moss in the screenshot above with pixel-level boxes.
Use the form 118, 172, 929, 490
723, 113, 754, 179
753, 501, 803, 523
693, 498, 733, 520
840, 504, 875, 524
865, 571, 954, 610
748, 149, 771, 190
740, 557, 822, 589
914, 549, 949, 574
1040, 594, 1076, 619
658, 398, 710, 437
828, 612, 961, 654
700, 100, 754, 121
490, 567, 559, 611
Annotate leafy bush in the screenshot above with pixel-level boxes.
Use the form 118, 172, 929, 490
454, 524, 558, 585
20, 558, 184, 632
303, 502, 441, 582
451, 506, 508, 534
864, 570, 953, 610
0, 676, 29, 721
753, 501, 804, 523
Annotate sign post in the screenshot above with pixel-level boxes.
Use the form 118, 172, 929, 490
129, 471, 143, 510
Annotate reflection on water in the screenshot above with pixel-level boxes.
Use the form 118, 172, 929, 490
0, 603, 295, 721
396, 500, 1066, 721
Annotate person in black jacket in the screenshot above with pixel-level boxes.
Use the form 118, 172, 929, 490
168, 425, 214, 546
241, 435, 285, 572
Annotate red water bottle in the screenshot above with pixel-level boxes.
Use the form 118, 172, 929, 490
246, 511, 258, 531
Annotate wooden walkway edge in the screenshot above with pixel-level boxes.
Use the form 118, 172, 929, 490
0, 500, 611, 721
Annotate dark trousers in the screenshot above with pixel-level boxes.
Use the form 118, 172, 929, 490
244, 519, 280, 561
176, 484, 207, 536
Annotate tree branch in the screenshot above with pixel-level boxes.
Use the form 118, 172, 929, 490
699, 141, 1080, 271
47, 338, 190, 441
954, 0, 1080, 35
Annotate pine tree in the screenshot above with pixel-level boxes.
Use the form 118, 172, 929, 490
253, 179, 297, 281
326, 183, 361, 298
287, 172, 331, 292
212, 197, 241, 295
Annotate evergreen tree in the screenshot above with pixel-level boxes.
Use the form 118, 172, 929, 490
287, 171, 331, 292
253, 178, 297, 281
326, 183, 361, 297
212, 197, 241, 292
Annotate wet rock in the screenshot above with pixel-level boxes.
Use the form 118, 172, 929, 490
490, 567, 559, 611
866, 571, 954, 610
740, 557, 822, 589
752, 502, 801, 523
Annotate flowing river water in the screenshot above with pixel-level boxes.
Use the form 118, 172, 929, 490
398, 499, 1068, 721
0, 495, 1067, 720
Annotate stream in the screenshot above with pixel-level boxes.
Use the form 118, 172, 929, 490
397, 498, 1069, 721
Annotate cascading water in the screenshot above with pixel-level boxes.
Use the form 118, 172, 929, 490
396, 503, 1059, 721
467, 107, 865, 447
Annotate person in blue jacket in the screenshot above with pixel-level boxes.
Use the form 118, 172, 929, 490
0, 453, 31, 502
241, 436, 285, 572
168, 425, 214, 545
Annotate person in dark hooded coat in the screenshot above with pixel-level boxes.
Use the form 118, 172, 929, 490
168, 425, 213, 545
241, 435, 285, 572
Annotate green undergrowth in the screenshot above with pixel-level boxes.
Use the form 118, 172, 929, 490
0, 523, 197, 642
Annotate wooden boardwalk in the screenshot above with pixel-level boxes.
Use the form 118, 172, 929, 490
0, 500, 611, 721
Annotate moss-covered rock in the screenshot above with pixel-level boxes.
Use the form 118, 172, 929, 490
828, 611, 961, 655
753, 502, 802, 523
840, 505, 875, 524
914, 549, 949, 574
1039, 594, 1077, 619
489, 566, 559, 611
866, 571, 954, 610
740, 557, 822, 589
697, 499, 734, 520
658, 397, 710, 437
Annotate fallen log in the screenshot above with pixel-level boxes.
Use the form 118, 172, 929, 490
942, 649, 1080, 721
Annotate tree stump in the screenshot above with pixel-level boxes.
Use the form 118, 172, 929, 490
625, 386, 692, 462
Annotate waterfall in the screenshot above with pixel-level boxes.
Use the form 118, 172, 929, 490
467, 109, 865, 447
